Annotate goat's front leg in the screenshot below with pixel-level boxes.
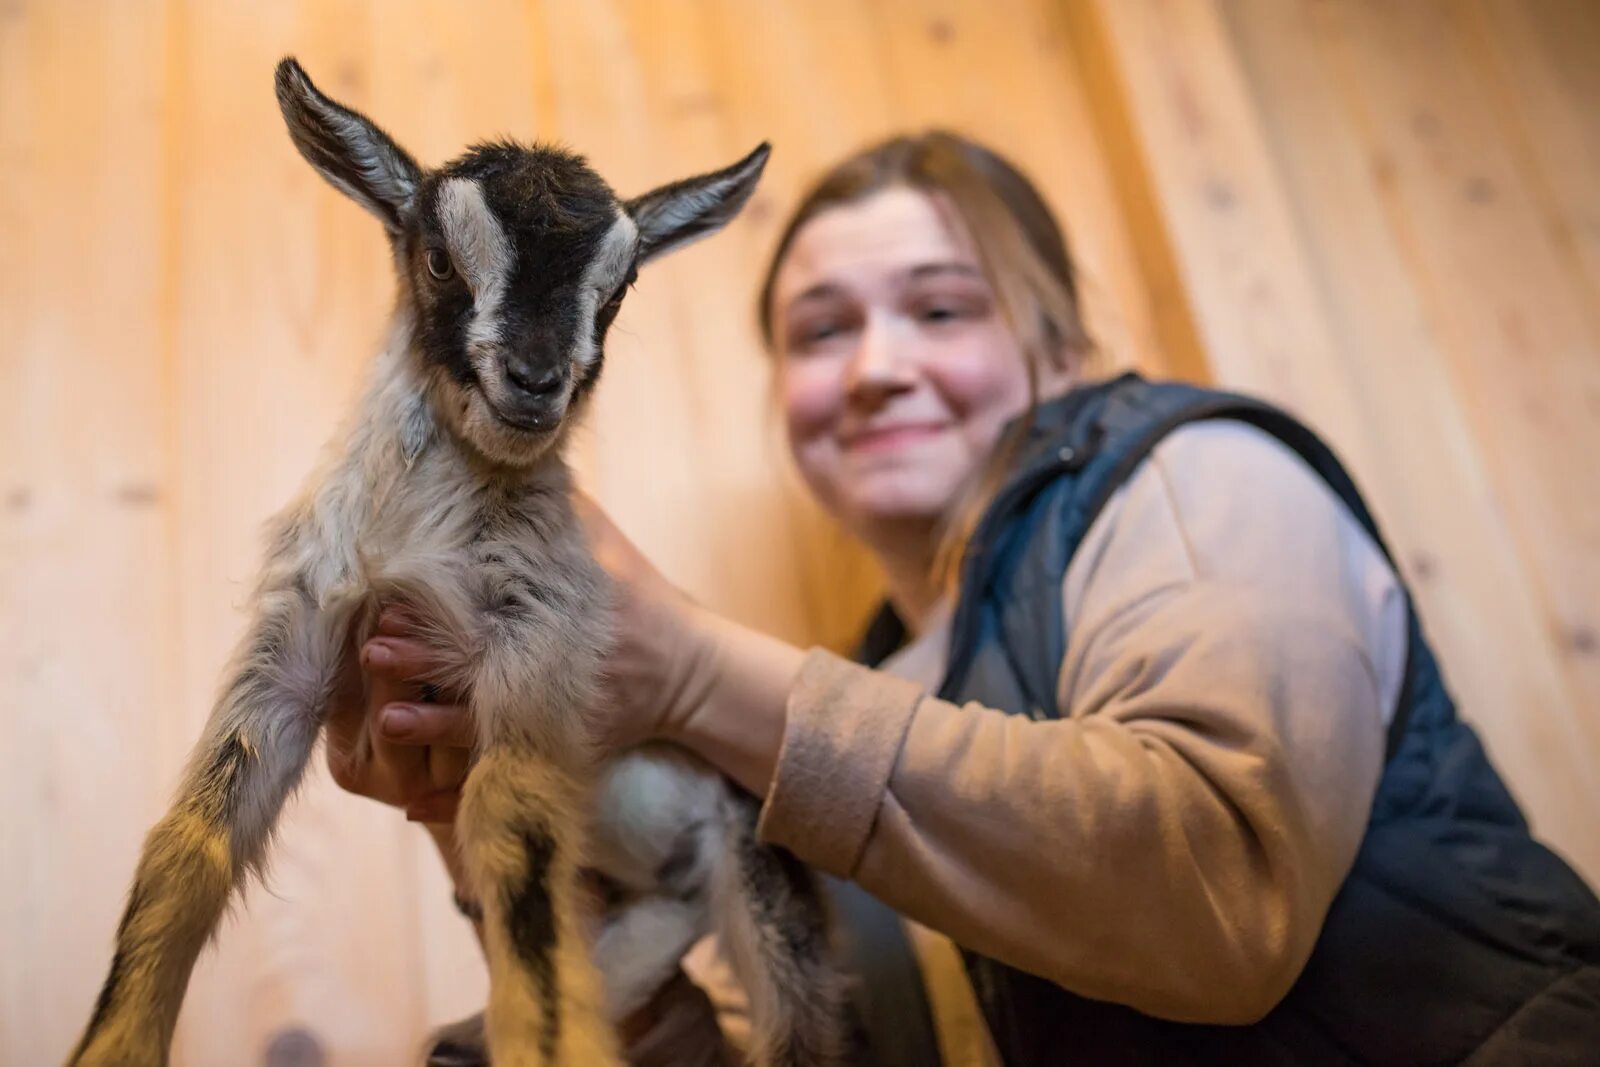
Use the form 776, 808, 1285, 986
67, 577, 343, 1066
457, 602, 622, 1067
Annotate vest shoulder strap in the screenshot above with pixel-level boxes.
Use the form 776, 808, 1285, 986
1035, 380, 1417, 759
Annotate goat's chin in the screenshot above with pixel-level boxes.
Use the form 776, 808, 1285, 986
446, 386, 562, 468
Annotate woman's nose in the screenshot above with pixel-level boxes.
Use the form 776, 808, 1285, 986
843, 315, 915, 402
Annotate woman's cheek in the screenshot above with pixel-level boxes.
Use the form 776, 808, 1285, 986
779, 359, 842, 443
924, 329, 1032, 419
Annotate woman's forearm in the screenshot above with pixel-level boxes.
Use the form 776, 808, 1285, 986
754, 594, 1385, 1024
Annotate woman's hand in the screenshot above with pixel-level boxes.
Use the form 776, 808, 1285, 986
324, 499, 722, 821
324, 607, 474, 823
576, 492, 805, 797
620, 969, 737, 1067
572, 492, 723, 750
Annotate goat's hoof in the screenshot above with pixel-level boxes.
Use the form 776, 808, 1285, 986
427, 1040, 486, 1067
424, 1010, 488, 1067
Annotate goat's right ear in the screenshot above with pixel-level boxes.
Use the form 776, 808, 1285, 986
274, 57, 422, 237
625, 143, 771, 264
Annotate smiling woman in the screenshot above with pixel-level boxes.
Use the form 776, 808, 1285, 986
732, 131, 1600, 1065
775, 190, 1046, 532
761, 134, 1093, 606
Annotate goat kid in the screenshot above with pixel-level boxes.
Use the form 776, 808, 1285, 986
68, 58, 852, 1067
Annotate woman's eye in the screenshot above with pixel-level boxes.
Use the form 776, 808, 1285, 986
797, 321, 850, 346
918, 304, 964, 324
425, 248, 454, 281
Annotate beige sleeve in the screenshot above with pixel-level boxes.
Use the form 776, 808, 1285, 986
757, 421, 1405, 1024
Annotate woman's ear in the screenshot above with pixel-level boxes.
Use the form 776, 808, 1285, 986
625, 143, 771, 264
274, 57, 423, 238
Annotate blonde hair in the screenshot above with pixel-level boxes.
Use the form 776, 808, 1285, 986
758, 131, 1095, 588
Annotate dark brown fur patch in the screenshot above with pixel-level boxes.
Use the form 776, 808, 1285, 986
507, 829, 561, 1062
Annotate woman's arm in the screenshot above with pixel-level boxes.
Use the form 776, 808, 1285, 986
654, 423, 1402, 1025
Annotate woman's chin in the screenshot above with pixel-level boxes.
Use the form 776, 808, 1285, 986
844, 478, 956, 528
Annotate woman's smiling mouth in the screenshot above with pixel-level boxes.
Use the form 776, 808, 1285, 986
841, 421, 951, 453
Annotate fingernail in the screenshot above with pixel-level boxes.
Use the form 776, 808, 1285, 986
363, 641, 392, 668
382, 704, 419, 740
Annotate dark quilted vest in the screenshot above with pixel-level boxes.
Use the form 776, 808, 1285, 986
857, 374, 1600, 1065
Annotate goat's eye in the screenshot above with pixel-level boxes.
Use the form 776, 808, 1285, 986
604, 265, 637, 308
425, 248, 454, 281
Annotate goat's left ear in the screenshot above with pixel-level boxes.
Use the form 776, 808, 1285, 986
626, 143, 771, 264
274, 57, 423, 238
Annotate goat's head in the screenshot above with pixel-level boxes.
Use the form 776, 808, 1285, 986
274, 57, 769, 467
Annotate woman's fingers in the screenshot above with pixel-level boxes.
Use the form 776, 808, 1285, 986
621, 969, 735, 1067
371, 697, 473, 823
375, 700, 477, 748
405, 789, 462, 825
326, 670, 416, 805
362, 634, 459, 692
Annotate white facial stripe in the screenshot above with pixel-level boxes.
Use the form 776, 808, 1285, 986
437, 178, 514, 352
584, 210, 639, 296
574, 211, 639, 368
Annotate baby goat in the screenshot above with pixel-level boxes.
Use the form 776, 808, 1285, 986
68, 58, 852, 1067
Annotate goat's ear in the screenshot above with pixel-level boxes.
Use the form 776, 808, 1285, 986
274, 57, 422, 237
625, 143, 771, 264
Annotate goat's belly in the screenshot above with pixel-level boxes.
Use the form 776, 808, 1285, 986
587, 743, 725, 888
584, 744, 730, 1018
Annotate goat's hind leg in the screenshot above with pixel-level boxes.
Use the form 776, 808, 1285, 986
68, 580, 342, 1067
713, 792, 858, 1067
458, 742, 622, 1067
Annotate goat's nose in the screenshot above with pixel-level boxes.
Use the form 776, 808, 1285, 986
504, 361, 563, 400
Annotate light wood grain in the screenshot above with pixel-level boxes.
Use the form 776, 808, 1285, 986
4, 2, 1598, 1063
0, 5, 175, 1064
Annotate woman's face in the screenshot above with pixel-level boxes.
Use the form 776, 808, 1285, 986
771, 187, 1044, 534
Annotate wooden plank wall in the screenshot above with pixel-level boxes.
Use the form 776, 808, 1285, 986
0, 2, 1593, 1063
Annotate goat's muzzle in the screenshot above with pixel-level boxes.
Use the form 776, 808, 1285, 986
490, 358, 568, 432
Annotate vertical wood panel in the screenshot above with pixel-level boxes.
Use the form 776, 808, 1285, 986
869, 0, 1170, 377
1064, 0, 1385, 467
0, 4, 174, 1062
700, 0, 902, 650
1464, 0, 1600, 313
